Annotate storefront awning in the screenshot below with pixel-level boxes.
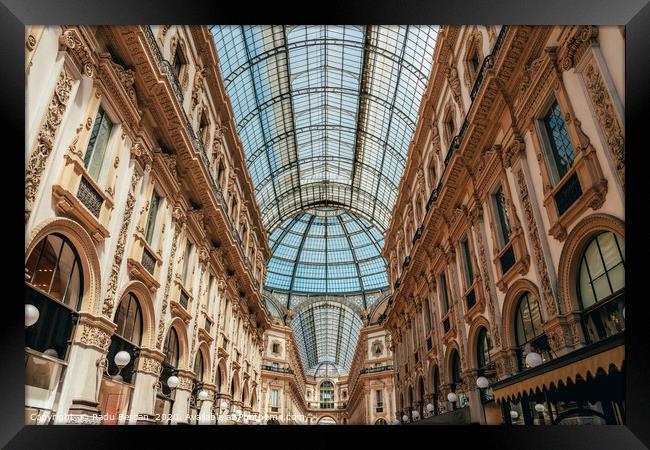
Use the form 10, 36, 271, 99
492, 334, 625, 403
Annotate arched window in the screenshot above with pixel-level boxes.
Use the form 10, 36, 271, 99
155, 326, 181, 423
418, 377, 425, 417
375, 418, 388, 425
163, 327, 180, 368
431, 366, 441, 415
476, 327, 494, 402
193, 351, 205, 382
476, 327, 492, 370
216, 365, 223, 392
25, 233, 83, 310
449, 350, 463, 410
451, 350, 462, 387
106, 293, 143, 383
25, 234, 84, 360
578, 232, 625, 343
115, 293, 143, 346
514, 292, 552, 370
319, 381, 334, 409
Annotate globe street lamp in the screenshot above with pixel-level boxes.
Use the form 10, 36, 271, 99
98, 350, 132, 382
510, 410, 519, 423
525, 351, 542, 368
476, 376, 489, 389
534, 403, 546, 425
25, 304, 39, 327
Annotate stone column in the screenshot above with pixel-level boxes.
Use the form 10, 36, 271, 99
56, 313, 116, 424
129, 347, 165, 424
170, 370, 194, 424
463, 369, 486, 424
198, 383, 217, 424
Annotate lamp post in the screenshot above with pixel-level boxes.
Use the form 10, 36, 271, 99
216, 400, 229, 425
98, 350, 132, 382
509, 409, 519, 424
534, 403, 546, 425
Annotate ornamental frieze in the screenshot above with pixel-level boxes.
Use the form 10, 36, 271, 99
137, 354, 163, 377
25, 68, 74, 221
102, 170, 143, 317
156, 223, 182, 349
582, 62, 625, 187
515, 168, 557, 318
470, 206, 502, 349
76, 319, 114, 353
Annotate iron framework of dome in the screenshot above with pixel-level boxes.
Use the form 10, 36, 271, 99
211, 25, 439, 374
265, 208, 387, 299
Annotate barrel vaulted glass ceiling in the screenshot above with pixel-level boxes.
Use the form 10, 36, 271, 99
211, 25, 438, 373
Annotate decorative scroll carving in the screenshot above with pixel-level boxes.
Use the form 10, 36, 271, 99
110, 56, 138, 106
561, 26, 598, 71
515, 169, 557, 317
102, 170, 143, 316
79, 323, 112, 352
470, 206, 502, 348
156, 220, 183, 349
59, 28, 95, 77
583, 62, 625, 187
519, 54, 545, 94
190, 65, 207, 113
139, 355, 162, 377
25, 68, 75, 221
445, 63, 462, 107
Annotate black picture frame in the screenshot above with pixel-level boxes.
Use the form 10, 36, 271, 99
4, 0, 649, 448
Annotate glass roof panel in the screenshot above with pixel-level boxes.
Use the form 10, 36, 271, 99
291, 301, 364, 373
264, 209, 388, 298
211, 25, 438, 234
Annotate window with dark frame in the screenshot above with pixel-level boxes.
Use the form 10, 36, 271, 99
182, 240, 193, 286
144, 189, 161, 246
439, 272, 450, 315
493, 184, 512, 248
469, 46, 480, 74
25, 233, 84, 360
541, 99, 576, 183
83, 106, 114, 183
578, 231, 625, 343
172, 46, 183, 79
476, 327, 494, 402
423, 297, 432, 336
515, 292, 552, 370
107, 293, 142, 384
461, 236, 474, 288
199, 112, 209, 147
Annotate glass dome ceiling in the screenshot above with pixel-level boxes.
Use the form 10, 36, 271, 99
265, 208, 387, 297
